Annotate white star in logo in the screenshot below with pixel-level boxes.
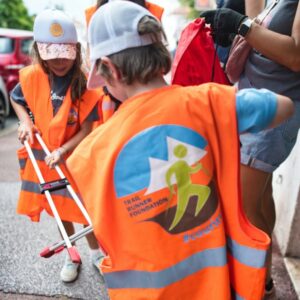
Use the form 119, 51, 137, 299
145, 136, 207, 195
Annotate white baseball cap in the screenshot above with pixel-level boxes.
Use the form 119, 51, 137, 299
87, 0, 157, 89
33, 9, 78, 60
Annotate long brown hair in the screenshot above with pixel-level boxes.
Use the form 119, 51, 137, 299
31, 42, 87, 103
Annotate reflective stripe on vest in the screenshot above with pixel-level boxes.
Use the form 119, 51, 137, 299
235, 293, 245, 300
105, 246, 227, 289
19, 159, 26, 170
227, 237, 266, 268
231, 289, 245, 300
102, 100, 116, 111
19, 148, 46, 169
104, 236, 266, 289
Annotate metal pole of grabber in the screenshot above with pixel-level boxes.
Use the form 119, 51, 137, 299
24, 135, 82, 263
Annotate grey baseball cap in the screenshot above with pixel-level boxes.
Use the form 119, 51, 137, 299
33, 9, 78, 44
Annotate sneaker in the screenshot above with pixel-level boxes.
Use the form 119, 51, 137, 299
91, 253, 105, 275
263, 279, 277, 300
60, 256, 80, 283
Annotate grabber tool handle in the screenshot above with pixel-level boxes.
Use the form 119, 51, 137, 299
40, 245, 64, 258
24, 140, 80, 261
35, 133, 92, 226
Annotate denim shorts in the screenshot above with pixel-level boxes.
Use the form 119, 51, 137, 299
240, 101, 300, 173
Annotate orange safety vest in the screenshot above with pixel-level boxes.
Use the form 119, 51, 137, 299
16, 64, 99, 224
67, 83, 269, 299
85, 5, 97, 26
85, 1, 164, 26
92, 89, 115, 129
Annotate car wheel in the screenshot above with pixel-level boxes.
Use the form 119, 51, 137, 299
0, 94, 6, 129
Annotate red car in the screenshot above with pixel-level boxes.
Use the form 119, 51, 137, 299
0, 28, 33, 95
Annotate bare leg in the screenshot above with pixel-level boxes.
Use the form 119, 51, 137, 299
61, 221, 75, 239
60, 222, 99, 249
240, 164, 275, 284
84, 225, 100, 250
260, 174, 275, 286
84, 225, 104, 273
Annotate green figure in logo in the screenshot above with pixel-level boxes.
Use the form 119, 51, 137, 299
166, 144, 211, 230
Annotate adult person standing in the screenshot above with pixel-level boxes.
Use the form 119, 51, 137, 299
67, 1, 294, 299
201, 1, 300, 298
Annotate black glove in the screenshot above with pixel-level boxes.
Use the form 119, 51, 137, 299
201, 8, 247, 36
222, 0, 245, 14
212, 32, 235, 48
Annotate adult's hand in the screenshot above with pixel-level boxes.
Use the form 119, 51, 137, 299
201, 8, 247, 36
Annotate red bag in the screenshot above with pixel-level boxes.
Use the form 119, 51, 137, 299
171, 18, 230, 86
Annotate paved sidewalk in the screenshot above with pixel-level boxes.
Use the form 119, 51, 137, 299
0, 182, 109, 300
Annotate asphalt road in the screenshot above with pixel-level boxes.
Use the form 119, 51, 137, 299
0, 118, 298, 300
0, 118, 109, 300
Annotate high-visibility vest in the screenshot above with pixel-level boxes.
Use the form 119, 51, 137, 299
67, 83, 269, 299
92, 91, 115, 129
85, 5, 97, 26
16, 64, 99, 224
85, 1, 164, 26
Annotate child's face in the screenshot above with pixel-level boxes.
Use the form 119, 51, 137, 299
46, 58, 75, 77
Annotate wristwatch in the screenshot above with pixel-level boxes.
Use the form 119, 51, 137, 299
238, 18, 254, 37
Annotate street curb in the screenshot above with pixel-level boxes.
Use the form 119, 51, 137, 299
285, 258, 300, 299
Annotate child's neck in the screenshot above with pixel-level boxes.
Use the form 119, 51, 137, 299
126, 76, 168, 99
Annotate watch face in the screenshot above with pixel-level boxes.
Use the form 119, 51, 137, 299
239, 24, 249, 37
239, 19, 252, 37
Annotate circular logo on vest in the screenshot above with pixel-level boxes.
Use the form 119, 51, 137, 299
114, 125, 219, 234
50, 23, 64, 37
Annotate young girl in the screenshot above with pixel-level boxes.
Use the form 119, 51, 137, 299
11, 9, 103, 283
67, 2, 294, 299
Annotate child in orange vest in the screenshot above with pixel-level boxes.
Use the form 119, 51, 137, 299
85, 0, 164, 27
10, 9, 104, 283
85, 0, 164, 128
67, 1, 294, 299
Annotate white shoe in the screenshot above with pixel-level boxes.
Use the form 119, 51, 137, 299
60, 256, 80, 283
91, 253, 105, 275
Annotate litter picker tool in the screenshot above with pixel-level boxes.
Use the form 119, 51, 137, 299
24, 133, 94, 263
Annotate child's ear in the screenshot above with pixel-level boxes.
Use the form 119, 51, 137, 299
101, 57, 121, 81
